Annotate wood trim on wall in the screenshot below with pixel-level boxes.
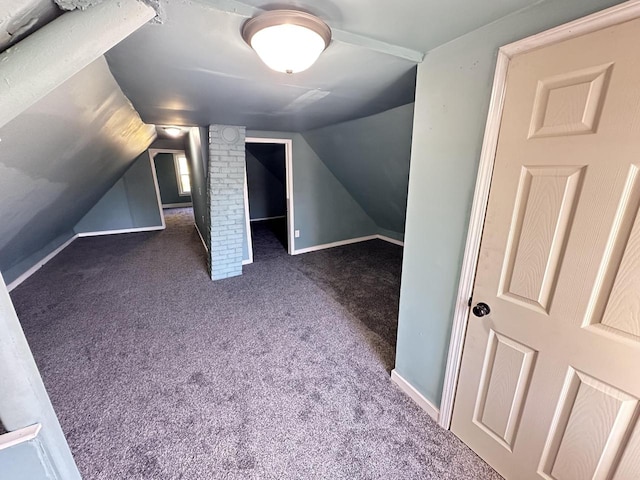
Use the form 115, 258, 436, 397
245, 137, 295, 256
439, 0, 640, 430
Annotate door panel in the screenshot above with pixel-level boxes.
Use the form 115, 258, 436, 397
473, 330, 537, 451
498, 165, 585, 313
452, 15, 640, 480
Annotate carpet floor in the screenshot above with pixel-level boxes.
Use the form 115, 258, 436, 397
10, 208, 500, 479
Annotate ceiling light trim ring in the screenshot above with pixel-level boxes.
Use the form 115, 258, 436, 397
241, 10, 332, 49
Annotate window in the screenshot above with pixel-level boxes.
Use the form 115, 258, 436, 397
174, 154, 191, 195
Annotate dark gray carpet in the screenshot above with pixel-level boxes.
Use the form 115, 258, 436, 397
10, 208, 500, 479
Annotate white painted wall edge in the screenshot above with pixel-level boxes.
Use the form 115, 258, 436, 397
0, 0, 156, 129
0, 424, 41, 451
195, 224, 209, 253
250, 215, 286, 222
163, 203, 193, 208
391, 370, 440, 423
438, 0, 640, 431
242, 259, 253, 265
7, 226, 165, 292
77, 226, 165, 237
6, 235, 77, 292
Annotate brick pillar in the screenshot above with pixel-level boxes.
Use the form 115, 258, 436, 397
208, 125, 246, 280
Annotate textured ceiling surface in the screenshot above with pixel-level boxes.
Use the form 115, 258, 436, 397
0, 0, 61, 53
105, 0, 539, 131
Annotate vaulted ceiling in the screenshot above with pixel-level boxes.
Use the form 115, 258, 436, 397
105, 0, 541, 131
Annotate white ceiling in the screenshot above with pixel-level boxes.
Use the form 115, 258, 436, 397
105, 0, 542, 131
5, 0, 542, 132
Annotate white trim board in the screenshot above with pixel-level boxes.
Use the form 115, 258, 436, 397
6, 235, 77, 292
163, 202, 193, 209
293, 234, 403, 255
250, 215, 286, 222
7, 226, 165, 292
438, 0, 640, 431
0, 424, 42, 451
245, 137, 295, 256
77, 226, 165, 238
195, 223, 208, 253
391, 370, 440, 422
242, 168, 254, 266
292, 235, 378, 255
148, 148, 186, 230
377, 235, 404, 246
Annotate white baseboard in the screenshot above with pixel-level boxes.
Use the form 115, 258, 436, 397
250, 215, 286, 222
163, 202, 192, 208
194, 224, 208, 252
7, 225, 165, 292
0, 424, 42, 451
6, 235, 77, 292
291, 233, 404, 255
292, 235, 378, 255
242, 259, 253, 265
376, 234, 404, 246
77, 226, 165, 237
391, 369, 440, 423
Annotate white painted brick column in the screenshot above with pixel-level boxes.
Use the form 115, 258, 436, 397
208, 125, 246, 280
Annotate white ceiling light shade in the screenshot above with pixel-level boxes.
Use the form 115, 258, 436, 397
163, 127, 183, 137
242, 10, 331, 74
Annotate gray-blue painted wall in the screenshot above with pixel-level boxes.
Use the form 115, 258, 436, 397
74, 153, 163, 234
154, 153, 191, 206
395, 0, 625, 407
302, 103, 414, 239
246, 131, 378, 253
0, 57, 155, 286
245, 148, 286, 220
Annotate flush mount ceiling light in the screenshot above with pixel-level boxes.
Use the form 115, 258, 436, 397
163, 127, 183, 137
242, 10, 331, 74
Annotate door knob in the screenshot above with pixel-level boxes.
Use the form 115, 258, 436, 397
472, 302, 491, 317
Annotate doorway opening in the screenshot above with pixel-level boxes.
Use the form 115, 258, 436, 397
244, 138, 294, 263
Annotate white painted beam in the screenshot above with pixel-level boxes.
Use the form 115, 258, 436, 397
0, 0, 156, 129
201, 0, 424, 63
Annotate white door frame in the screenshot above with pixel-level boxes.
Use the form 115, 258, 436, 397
439, 0, 640, 430
148, 148, 187, 228
244, 137, 295, 256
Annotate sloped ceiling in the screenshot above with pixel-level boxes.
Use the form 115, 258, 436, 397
0, 0, 61, 53
246, 143, 285, 183
302, 103, 414, 234
0, 56, 155, 278
104, 0, 541, 131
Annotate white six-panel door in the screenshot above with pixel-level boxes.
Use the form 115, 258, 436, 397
452, 15, 640, 480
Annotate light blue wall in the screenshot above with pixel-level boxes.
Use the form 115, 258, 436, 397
0, 57, 155, 286
246, 131, 378, 251
245, 149, 286, 220
0, 438, 56, 480
395, 0, 625, 407
74, 153, 163, 234
302, 103, 414, 239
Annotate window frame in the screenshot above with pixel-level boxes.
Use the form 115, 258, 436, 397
173, 153, 191, 196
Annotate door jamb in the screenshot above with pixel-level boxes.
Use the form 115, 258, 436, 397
439, 0, 640, 430
148, 148, 187, 228
244, 137, 295, 256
